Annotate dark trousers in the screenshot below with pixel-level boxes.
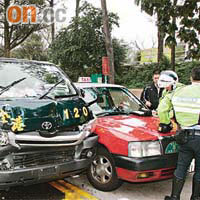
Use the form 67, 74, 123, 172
174, 135, 200, 181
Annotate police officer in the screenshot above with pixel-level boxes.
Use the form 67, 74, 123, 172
140, 70, 163, 110
157, 70, 184, 132
158, 67, 200, 200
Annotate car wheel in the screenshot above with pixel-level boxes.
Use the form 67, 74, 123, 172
87, 147, 123, 191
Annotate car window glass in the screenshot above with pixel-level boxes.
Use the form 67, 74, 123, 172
0, 61, 77, 98
82, 86, 144, 114
108, 88, 140, 111
82, 88, 103, 113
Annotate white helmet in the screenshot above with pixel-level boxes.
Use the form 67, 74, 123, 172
158, 70, 178, 89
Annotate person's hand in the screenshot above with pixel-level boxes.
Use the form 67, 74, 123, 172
145, 101, 151, 108
152, 110, 158, 117
158, 122, 173, 133
118, 102, 124, 110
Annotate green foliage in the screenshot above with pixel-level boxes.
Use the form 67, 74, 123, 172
117, 60, 200, 88
175, 61, 200, 85
11, 33, 48, 61
135, 0, 200, 60
48, 2, 127, 82
176, 1, 200, 59
0, 0, 47, 56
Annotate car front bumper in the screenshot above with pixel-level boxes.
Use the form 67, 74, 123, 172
0, 159, 90, 190
0, 135, 98, 190
113, 153, 178, 182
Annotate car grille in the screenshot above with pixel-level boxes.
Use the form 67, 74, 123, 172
161, 168, 175, 177
11, 147, 75, 170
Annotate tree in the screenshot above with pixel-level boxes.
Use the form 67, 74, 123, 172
135, 0, 200, 67
101, 0, 115, 84
48, 2, 127, 82
47, 0, 55, 42
134, 0, 168, 66
75, 0, 81, 19
175, 1, 200, 59
170, 0, 177, 70
11, 33, 48, 60
0, 0, 46, 57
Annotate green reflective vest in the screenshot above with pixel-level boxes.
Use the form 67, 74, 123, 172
158, 83, 200, 127
158, 83, 184, 124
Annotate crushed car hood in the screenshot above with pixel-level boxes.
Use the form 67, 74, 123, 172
0, 97, 91, 133
93, 115, 176, 141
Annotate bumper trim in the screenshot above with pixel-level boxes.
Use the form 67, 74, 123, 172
113, 153, 178, 171
8, 129, 88, 147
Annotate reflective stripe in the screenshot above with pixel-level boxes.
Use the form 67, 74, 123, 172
173, 97, 200, 104
174, 107, 200, 114
182, 125, 200, 130
173, 103, 200, 109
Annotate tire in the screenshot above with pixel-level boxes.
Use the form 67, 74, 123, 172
86, 147, 123, 191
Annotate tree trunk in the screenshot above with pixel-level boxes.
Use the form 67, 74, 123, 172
75, 0, 80, 18
101, 0, 115, 84
75, 0, 80, 31
51, 23, 55, 42
4, 0, 10, 57
171, 0, 177, 71
157, 13, 164, 67
50, 0, 55, 42
171, 16, 176, 71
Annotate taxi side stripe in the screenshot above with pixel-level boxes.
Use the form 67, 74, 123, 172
58, 180, 99, 200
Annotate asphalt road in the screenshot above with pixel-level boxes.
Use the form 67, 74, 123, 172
66, 173, 193, 200
0, 173, 193, 200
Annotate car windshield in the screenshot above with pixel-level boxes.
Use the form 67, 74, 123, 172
0, 60, 77, 98
82, 86, 144, 115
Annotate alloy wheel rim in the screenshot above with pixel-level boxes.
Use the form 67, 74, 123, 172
91, 155, 113, 184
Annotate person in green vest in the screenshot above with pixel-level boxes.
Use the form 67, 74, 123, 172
157, 70, 184, 132
158, 68, 200, 200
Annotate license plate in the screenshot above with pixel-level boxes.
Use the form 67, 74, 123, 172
165, 141, 179, 154
40, 167, 56, 177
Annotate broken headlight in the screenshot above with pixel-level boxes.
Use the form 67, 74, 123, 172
0, 130, 9, 146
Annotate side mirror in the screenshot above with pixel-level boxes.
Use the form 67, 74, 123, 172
97, 96, 104, 103
79, 89, 85, 98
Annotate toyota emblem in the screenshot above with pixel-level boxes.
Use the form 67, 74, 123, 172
41, 121, 52, 130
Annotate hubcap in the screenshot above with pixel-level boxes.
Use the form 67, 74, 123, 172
91, 155, 113, 184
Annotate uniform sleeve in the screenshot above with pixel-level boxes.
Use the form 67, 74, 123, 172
158, 93, 173, 124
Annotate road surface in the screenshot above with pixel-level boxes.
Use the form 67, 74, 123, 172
0, 173, 193, 200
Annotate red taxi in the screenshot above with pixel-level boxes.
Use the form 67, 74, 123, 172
75, 83, 178, 191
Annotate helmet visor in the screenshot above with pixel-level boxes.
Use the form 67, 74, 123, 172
158, 74, 174, 88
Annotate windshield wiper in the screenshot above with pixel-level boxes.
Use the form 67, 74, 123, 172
0, 77, 26, 96
39, 79, 64, 100
129, 109, 152, 116
96, 110, 129, 117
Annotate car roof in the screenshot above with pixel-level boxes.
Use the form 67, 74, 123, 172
74, 82, 124, 89
0, 57, 54, 66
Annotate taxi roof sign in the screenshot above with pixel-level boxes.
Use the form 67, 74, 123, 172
78, 77, 91, 83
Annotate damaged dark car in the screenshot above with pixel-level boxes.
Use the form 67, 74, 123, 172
0, 58, 98, 190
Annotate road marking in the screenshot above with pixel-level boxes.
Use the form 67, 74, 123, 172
49, 180, 99, 200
